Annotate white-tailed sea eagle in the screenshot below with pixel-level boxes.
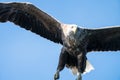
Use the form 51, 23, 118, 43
0, 2, 120, 80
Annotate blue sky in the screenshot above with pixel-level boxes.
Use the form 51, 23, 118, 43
0, 0, 120, 80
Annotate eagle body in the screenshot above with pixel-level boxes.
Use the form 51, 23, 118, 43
60, 24, 94, 75
0, 2, 120, 80
61, 24, 86, 52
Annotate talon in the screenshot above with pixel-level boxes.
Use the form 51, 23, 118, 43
54, 71, 59, 80
76, 73, 82, 80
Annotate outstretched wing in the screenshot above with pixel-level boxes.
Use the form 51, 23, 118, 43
87, 26, 120, 52
0, 2, 63, 44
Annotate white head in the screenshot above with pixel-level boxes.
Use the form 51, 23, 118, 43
62, 24, 78, 37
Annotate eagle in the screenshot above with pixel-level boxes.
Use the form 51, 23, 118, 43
0, 2, 120, 80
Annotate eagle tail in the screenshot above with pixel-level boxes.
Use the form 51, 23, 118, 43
83, 60, 94, 74
70, 60, 94, 75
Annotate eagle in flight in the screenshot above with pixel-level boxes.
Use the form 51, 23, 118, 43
0, 2, 120, 80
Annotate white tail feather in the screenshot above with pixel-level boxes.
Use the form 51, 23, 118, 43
70, 60, 94, 75
83, 60, 94, 74
71, 66, 78, 75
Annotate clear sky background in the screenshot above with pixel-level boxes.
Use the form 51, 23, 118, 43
0, 0, 120, 80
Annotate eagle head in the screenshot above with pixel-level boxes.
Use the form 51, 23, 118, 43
62, 24, 78, 37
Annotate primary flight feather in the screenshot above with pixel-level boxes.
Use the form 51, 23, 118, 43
0, 2, 120, 80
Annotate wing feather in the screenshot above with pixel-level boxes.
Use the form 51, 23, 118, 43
87, 26, 120, 52
0, 2, 63, 44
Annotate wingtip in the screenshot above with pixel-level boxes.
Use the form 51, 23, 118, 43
0, 2, 32, 4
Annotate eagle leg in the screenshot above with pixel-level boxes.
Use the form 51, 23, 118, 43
76, 73, 82, 80
76, 52, 87, 80
54, 70, 59, 80
54, 47, 68, 80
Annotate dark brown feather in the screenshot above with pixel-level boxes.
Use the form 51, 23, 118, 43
0, 2, 63, 44
87, 26, 120, 52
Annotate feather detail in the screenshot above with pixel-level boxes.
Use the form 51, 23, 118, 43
70, 60, 94, 75
83, 60, 94, 74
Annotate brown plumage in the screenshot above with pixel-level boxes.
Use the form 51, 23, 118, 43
0, 2, 62, 44
0, 2, 120, 80
87, 27, 120, 51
